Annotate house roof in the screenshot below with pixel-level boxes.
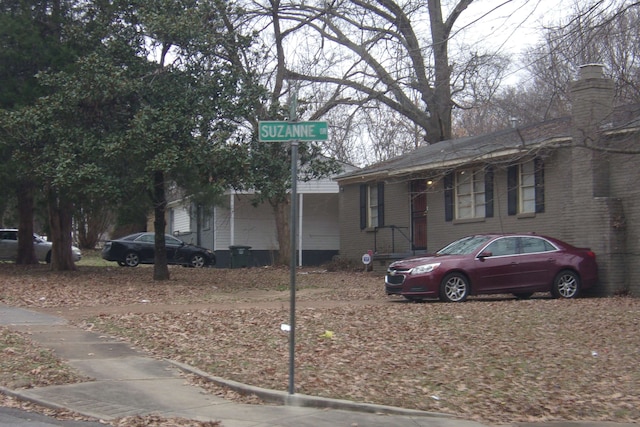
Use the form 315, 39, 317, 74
336, 117, 573, 183
607, 103, 640, 132
337, 102, 640, 184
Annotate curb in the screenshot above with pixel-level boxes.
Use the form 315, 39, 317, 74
167, 359, 455, 419
0, 385, 98, 418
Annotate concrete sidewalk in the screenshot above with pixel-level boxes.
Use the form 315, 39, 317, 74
0, 304, 636, 427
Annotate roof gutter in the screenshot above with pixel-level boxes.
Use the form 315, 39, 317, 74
336, 136, 572, 184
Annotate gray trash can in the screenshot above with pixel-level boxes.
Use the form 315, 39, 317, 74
229, 245, 251, 268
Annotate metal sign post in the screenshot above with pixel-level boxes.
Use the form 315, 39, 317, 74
287, 88, 298, 396
288, 139, 297, 395
258, 108, 328, 396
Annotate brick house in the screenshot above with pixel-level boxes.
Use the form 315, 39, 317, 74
336, 64, 640, 296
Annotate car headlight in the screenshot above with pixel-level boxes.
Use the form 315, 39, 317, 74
410, 263, 441, 275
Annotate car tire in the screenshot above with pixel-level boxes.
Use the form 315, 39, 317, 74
513, 292, 534, 300
551, 270, 580, 299
45, 251, 51, 264
440, 272, 469, 302
123, 252, 140, 267
189, 253, 206, 268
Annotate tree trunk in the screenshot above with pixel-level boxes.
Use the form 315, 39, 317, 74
75, 203, 113, 249
427, 0, 455, 142
273, 197, 291, 266
47, 186, 77, 271
16, 179, 38, 265
152, 170, 170, 280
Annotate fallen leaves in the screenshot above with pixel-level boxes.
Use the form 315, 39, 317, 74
85, 297, 640, 424
0, 327, 89, 389
1, 263, 639, 425
112, 415, 220, 427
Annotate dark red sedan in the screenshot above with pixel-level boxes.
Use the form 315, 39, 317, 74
385, 233, 598, 302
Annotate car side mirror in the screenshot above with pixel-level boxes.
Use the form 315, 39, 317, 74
477, 251, 492, 260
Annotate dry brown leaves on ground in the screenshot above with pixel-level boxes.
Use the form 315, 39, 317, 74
0, 393, 221, 427
111, 415, 220, 426
0, 327, 89, 389
1, 264, 639, 425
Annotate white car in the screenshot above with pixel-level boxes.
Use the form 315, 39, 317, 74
0, 229, 82, 263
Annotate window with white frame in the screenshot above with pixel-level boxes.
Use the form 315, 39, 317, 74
368, 185, 379, 227
508, 158, 544, 216
455, 169, 486, 219
359, 182, 384, 229
519, 160, 536, 213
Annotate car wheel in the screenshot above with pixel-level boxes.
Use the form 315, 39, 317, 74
123, 252, 140, 267
551, 270, 580, 299
189, 253, 206, 268
513, 292, 534, 300
45, 251, 51, 264
440, 272, 469, 302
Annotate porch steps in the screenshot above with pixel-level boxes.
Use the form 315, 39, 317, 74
371, 253, 407, 273
370, 250, 430, 273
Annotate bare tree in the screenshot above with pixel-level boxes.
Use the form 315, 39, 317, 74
454, 1, 640, 136
279, 0, 478, 144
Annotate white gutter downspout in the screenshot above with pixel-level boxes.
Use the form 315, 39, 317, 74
298, 193, 303, 267
229, 194, 235, 246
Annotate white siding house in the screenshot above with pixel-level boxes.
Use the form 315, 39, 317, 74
167, 164, 357, 268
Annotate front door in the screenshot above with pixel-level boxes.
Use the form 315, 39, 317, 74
410, 180, 427, 250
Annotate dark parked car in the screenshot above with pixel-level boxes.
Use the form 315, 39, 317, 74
102, 232, 215, 268
385, 233, 598, 302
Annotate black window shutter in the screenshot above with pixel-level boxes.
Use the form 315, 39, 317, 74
507, 165, 518, 216
359, 184, 367, 229
534, 158, 545, 213
444, 173, 454, 222
377, 182, 385, 226
485, 166, 494, 218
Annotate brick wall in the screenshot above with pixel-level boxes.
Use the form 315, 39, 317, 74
338, 65, 639, 295
339, 180, 412, 267
568, 64, 634, 295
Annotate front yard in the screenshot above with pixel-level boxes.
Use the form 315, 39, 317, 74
1, 263, 638, 425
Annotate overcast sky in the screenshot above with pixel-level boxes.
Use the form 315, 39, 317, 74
454, 0, 571, 53
452, 0, 575, 84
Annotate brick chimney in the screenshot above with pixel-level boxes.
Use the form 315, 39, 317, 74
570, 64, 615, 197
568, 64, 626, 296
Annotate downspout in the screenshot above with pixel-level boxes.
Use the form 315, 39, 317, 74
298, 193, 303, 266
230, 194, 235, 246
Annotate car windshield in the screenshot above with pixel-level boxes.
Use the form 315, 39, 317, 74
436, 235, 493, 255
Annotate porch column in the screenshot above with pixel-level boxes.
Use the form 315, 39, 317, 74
229, 194, 235, 246
298, 193, 303, 266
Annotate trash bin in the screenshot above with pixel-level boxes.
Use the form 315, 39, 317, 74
229, 245, 251, 268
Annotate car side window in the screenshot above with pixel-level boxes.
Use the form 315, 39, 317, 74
484, 237, 518, 256
166, 236, 183, 246
0, 231, 17, 240
137, 234, 154, 243
520, 237, 555, 253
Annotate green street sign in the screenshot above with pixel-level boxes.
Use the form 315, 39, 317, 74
259, 121, 328, 142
